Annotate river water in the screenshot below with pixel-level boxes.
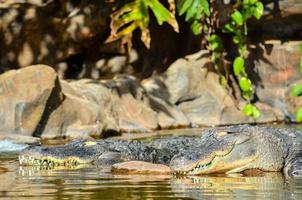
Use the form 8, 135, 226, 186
1, 128, 302, 199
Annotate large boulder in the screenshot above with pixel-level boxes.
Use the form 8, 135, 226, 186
0, 65, 59, 136
247, 41, 301, 121
67, 76, 159, 133
161, 50, 280, 126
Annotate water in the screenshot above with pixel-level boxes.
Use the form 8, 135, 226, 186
1, 127, 302, 200
1, 156, 302, 200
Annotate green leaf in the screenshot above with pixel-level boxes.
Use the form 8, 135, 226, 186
252, 106, 261, 118
177, 0, 193, 15
233, 57, 245, 76
200, 0, 210, 16
233, 35, 241, 44
243, 91, 252, 100
223, 24, 235, 33
252, 2, 263, 20
184, 0, 199, 21
148, 0, 178, 30
243, 104, 253, 116
243, 104, 260, 119
239, 77, 252, 92
231, 11, 243, 26
190, 20, 201, 35
296, 107, 302, 123
208, 34, 223, 51
177, 0, 210, 21
290, 84, 302, 97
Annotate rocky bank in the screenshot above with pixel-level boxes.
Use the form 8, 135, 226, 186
0, 49, 294, 139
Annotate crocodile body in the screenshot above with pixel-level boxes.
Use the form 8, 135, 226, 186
19, 125, 302, 178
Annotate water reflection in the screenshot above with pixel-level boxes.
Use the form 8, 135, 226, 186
170, 174, 301, 199
0, 159, 301, 200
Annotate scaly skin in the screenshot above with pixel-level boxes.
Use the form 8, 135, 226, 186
169, 125, 302, 178
18, 137, 198, 167
19, 125, 302, 178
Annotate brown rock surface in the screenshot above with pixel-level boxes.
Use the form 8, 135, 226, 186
247, 41, 301, 121
161, 50, 275, 126
68, 75, 158, 133
142, 78, 190, 129
0, 65, 59, 136
112, 161, 172, 175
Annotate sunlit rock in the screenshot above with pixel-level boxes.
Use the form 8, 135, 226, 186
112, 161, 172, 175
0, 65, 58, 136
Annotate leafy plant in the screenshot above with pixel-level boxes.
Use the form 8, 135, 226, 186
107, 0, 178, 48
177, 0, 210, 35
222, 0, 263, 118
290, 43, 302, 122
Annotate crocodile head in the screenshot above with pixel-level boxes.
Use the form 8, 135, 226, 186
170, 127, 259, 175
18, 140, 113, 167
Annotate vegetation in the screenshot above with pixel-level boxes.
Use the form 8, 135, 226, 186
108, 0, 263, 119
290, 43, 302, 122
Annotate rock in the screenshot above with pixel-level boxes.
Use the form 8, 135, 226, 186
249, 0, 302, 40
142, 78, 191, 128
68, 75, 158, 133
247, 41, 301, 121
0, 134, 39, 145
255, 102, 284, 123
39, 92, 105, 139
0, 65, 59, 136
220, 106, 253, 125
163, 51, 247, 126
108, 75, 158, 132
0, 140, 29, 153
112, 161, 172, 175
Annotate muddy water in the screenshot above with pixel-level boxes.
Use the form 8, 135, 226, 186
0, 155, 302, 200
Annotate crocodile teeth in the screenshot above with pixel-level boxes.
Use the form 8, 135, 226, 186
48, 161, 54, 167
18, 155, 24, 165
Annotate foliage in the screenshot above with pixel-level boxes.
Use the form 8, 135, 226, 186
296, 107, 302, 123
222, 0, 263, 118
107, 0, 178, 48
243, 103, 260, 119
177, 0, 210, 35
290, 84, 302, 97
290, 43, 302, 122
107, 0, 264, 119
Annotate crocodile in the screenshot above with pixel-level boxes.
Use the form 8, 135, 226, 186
18, 125, 302, 178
